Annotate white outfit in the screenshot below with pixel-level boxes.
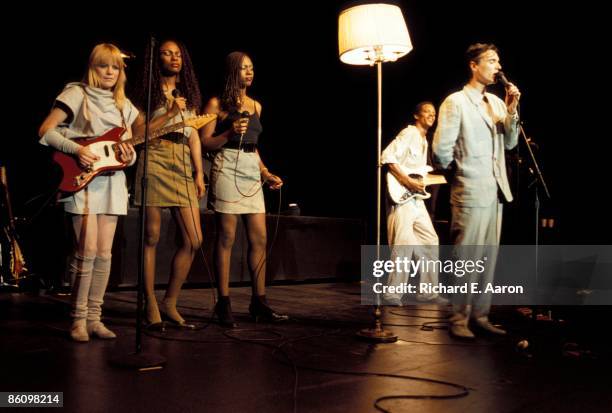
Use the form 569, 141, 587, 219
433, 84, 519, 317
382, 125, 440, 302
39, 82, 138, 330
40, 82, 139, 215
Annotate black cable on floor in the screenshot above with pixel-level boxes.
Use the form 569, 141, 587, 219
43, 291, 477, 411
269, 328, 472, 413
34, 309, 474, 413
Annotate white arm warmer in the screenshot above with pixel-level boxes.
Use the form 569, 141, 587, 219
40, 128, 81, 155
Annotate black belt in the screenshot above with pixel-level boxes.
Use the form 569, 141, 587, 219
224, 142, 258, 152
159, 132, 189, 145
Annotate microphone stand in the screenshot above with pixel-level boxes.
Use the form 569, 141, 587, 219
110, 35, 166, 369
518, 121, 551, 320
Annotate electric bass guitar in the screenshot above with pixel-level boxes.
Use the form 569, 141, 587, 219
52, 114, 216, 193
386, 165, 447, 205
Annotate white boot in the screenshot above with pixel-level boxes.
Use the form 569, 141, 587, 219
87, 256, 111, 321
70, 318, 89, 342
86, 256, 115, 338
69, 254, 95, 342
70, 254, 95, 320
87, 321, 116, 339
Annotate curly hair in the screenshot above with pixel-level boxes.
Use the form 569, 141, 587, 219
134, 39, 201, 113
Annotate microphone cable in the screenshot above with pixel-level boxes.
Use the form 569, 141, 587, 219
175, 105, 217, 327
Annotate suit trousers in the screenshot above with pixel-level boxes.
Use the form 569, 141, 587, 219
450, 200, 502, 317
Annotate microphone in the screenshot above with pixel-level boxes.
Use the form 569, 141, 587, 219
171, 89, 185, 118
238, 111, 250, 143
496, 71, 510, 88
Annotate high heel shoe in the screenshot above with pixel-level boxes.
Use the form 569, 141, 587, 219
249, 295, 289, 323
160, 298, 196, 329
213, 296, 237, 328
143, 302, 165, 331
160, 311, 196, 330
144, 320, 166, 331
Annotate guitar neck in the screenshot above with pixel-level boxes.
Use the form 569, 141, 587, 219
123, 121, 190, 146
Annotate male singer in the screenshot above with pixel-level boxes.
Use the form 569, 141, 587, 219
433, 43, 521, 339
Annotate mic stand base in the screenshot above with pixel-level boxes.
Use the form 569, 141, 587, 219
109, 352, 166, 370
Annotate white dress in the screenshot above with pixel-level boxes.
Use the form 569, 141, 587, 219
41, 82, 139, 215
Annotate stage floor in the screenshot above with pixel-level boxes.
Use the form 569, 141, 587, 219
1, 283, 611, 413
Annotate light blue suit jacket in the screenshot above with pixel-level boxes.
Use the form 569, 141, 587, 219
433, 85, 519, 207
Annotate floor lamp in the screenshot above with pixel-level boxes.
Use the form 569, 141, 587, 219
338, 3, 413, 342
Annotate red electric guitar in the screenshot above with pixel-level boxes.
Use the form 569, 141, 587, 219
53, 114, 216, 193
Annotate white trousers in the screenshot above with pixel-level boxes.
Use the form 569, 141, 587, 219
385, 199, 440, 301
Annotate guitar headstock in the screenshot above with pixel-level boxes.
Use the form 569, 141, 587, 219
184, 114, 217, 130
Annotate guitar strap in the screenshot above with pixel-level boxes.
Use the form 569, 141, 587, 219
117, 100, 128, 136
78, 85, 94, 136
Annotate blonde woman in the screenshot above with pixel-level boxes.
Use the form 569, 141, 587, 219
39, 43, 139, 342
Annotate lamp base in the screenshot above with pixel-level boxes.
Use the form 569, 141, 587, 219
358, 304, 398, 343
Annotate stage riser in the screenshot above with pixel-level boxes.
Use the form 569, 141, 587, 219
109, 209, 364, 287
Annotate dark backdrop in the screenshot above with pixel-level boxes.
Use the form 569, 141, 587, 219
3, 0, 608, 245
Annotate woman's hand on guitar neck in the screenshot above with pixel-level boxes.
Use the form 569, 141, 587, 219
118, 143, 136, 164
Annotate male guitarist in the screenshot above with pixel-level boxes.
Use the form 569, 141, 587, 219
381, 102, 448, 306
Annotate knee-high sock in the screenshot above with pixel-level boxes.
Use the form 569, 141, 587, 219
87, 255, 112, 322
70, 254, 96, 320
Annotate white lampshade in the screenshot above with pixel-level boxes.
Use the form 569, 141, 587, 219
338, 3, 412, 65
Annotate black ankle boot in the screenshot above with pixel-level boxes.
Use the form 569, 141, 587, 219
214, 296, 237, 328
249, 295, 289, 323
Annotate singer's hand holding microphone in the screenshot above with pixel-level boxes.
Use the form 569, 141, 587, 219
169, 89, 187, 117
496, 71, 521, 114
232, 111, 250, 136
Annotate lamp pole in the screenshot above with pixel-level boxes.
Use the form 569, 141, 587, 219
356, 48, 397, 343
376, 57, 382, 253
338, 3, 411, 343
